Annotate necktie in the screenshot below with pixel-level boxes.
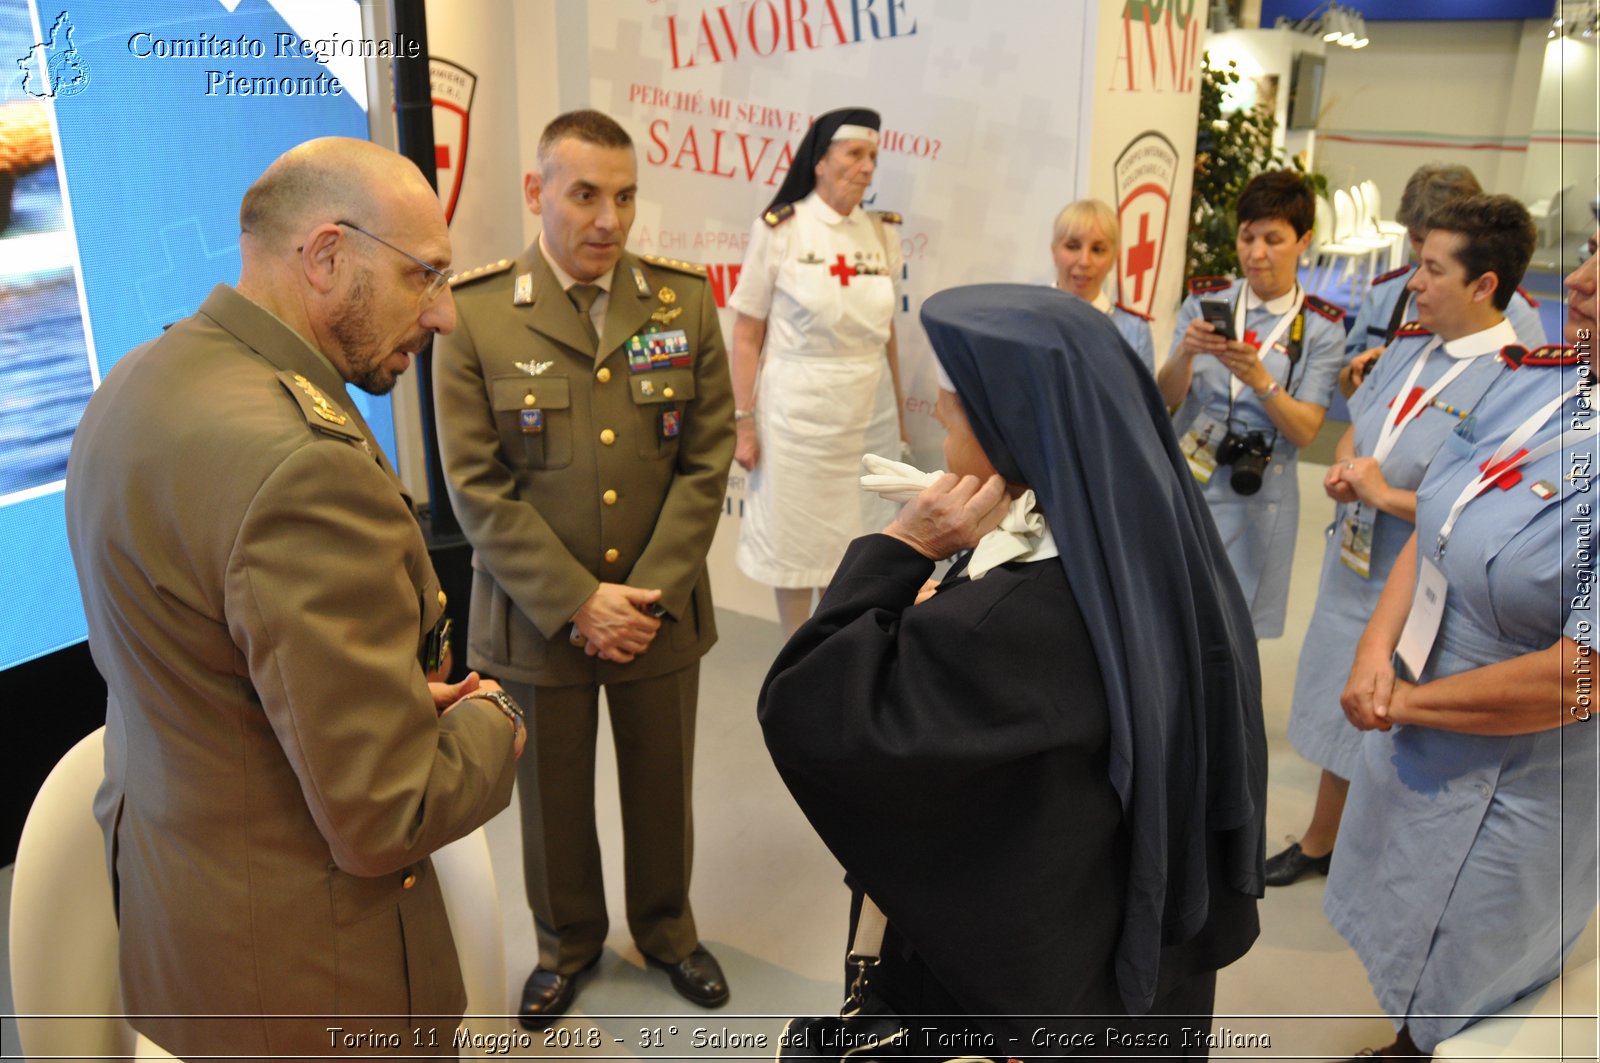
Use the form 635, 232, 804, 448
568, 283, 601, 353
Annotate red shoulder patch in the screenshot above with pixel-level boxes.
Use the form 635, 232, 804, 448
1304, 293, 1347, 322
1394, 320, 1432, 338
1516, 285, 1540, 309
1498, 344, 1529, 369
1115, 301, 1152, 321
1187, 276, 1230, 296
1520, 344, 1579, 367
1372, 264, 1412, 286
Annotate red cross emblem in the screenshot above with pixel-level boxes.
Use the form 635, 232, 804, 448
1124, 214, 1157, 305
828, 254, 858, 286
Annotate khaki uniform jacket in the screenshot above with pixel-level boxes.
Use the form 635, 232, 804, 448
433, 247, 735, 687
64, 286, 519, 1057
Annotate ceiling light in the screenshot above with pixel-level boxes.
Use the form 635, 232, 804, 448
1322, 7, 1345, 41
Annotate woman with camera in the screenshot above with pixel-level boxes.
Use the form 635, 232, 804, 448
1157, 170, 1346, 639
1268, 195, 1535, 888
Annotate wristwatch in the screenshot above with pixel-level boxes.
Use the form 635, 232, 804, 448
1254, 380, 1282, 401
462, 689, 523, 733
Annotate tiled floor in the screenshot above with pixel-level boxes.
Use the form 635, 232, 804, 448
1, 456, 1586, 1061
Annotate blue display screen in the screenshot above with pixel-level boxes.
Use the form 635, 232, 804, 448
0, 0, 384, 670
1262, 1, 1556, 21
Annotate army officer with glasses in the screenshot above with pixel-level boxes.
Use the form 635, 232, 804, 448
65, 137, 523, 1059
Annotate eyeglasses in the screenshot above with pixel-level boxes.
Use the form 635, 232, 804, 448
336, 220, 455, 300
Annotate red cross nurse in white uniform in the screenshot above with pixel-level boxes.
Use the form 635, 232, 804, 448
727, 107, 907, 635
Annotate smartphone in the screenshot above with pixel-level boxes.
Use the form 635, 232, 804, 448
423, 617, 452, 674
1200, 299, 1235, 340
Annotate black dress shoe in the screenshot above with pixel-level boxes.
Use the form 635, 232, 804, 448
518, 957, 598, 1030
646, 944, 730, 1008
1264, 841, 1332, 887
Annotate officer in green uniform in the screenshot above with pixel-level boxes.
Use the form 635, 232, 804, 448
65, 138, 523, 1059
432, 110, 735, 1025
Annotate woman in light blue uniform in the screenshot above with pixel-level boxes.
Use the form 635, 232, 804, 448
1159, 171, 1345, 639
1049, 198, 1155, 373
1341, 164, 1545, 373
1270, 196, 1536, 887
1325, 230, 1598, 1058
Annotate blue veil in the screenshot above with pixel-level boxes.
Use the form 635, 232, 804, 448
920, 283, 1266, 1013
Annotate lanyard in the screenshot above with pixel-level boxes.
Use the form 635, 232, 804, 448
1228, 284, 1305, 400
1370, 337, 1495, 465
1435, 385, 1579, 554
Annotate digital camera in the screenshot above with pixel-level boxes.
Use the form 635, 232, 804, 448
1215, 430, 1273, 496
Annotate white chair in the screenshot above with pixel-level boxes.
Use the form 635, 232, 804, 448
9, 727, 177, 1061
431, 826, 509, 1027
1335, 186, 1393, 290
10, 727, 508, 1060
1360, 179, 1408, 265
1433, 909, 1599, 1062
1311, 193, 1373, 302
1528, 185, 1573, 250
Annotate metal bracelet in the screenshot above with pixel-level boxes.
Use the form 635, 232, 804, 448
462, 689, 523, 731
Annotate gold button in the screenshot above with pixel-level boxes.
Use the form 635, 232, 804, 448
596, 367, 612, 383
602, 489, 618, 505
663, 386, 675, 399
401, 872, 417, 890
436, 590, 447, 609
524, 393, 535, 406
599, 428, 616, 445
604, 548, 620, 563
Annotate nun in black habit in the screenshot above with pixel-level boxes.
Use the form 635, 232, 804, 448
759, 284, 1266, 1055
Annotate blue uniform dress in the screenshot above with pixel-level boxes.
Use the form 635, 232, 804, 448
1344, 265, 1547, 362
1287, 319, 1521, 779
1324, 348, 1597, 1052
1088, 291, 1156, 373
1171, 279, 1346, 638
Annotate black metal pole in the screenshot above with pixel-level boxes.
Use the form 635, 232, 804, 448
390, 0, 462, 542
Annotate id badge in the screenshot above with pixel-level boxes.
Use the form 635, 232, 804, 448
1181, 419, 1221, 485
1395, 554, 1449, 680
1338, 503, 1375, 578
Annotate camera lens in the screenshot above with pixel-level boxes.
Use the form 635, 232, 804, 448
1229, 450, 1268, 495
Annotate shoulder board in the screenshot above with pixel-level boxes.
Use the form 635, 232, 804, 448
870, 210, 902, 225
449, 259, 514, 289
1304, 294, 1346, 322
1372, 264, 1412, 286
1520, 344, 1579, 367
1115, 301, 1152, 322
762, 203, 795, 228
638, 254, 707, 277
1187, 276, 1231, 296
275, 370, 368, 448
1394, 320, 1431, 338
1515, 285, 1539, 309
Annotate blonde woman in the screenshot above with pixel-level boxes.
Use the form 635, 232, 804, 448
1050, 198, 1154, 372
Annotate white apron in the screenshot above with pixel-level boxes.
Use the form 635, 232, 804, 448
731, 193, 900, 588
